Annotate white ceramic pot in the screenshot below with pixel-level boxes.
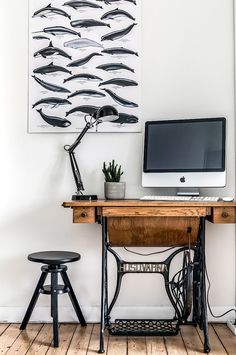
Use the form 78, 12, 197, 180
104, 182, 126, 200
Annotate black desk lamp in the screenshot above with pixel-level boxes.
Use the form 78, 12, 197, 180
64, 105, 119, 201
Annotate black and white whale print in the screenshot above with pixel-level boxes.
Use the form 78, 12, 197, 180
102, 88, 138, 107
67, 53, 102, 67
63, 73, 102, 83
63, 1, 103, 9
33, 4, 71, 19
32, 97, 72, 108
101, 8, 135, 21
67, 89, 106, 99
33, 62, 72, 75
34, 26, 81, 36
37, 109, 71, 127
96, 62, 134, 72
101, 23, 136, 41
101, 47, 138, 56
29, 0, 141, 132
34, 41, 71, 59
32, 75, 71, 93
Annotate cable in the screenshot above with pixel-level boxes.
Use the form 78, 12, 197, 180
123, 246, 177, 256
205, 262, 236, 319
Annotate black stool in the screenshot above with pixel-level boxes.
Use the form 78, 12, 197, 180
20, 251, 86, 347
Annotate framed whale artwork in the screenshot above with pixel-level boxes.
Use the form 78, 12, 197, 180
28, 0, 141, 133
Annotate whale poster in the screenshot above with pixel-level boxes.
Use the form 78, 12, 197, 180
28, 0, 141, 133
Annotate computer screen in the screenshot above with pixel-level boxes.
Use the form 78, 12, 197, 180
142, 118, 226, 188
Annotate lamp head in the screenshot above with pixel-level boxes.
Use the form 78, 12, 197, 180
93, 105, 119, 123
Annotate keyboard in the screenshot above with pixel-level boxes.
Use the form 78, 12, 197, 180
140, 195, 219, 202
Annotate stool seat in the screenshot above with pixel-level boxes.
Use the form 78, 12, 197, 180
28, 251, 80, 265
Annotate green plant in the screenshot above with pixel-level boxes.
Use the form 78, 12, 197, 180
102, 160, 124, 182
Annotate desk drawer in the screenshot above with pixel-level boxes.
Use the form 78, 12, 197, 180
73, 207, 96, 223
102, 207, 207, 217
208, 207, 236, 224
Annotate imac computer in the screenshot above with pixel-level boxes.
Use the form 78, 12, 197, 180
142, 117, 226, 195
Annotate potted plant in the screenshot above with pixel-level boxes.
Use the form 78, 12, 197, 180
102, 160, 125, 199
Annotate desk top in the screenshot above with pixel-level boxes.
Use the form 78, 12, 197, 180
62, 199, 236, 208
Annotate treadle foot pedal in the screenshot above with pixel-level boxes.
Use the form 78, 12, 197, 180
108, 319, 179, 336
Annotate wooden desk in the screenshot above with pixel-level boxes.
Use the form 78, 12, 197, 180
63, 200, 236, 354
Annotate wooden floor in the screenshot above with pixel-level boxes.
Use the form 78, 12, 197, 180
0, 323, 236, 354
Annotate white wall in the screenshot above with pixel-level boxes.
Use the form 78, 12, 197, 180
0, 0, 235, 322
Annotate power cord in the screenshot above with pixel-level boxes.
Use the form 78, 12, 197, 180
123, 246, 177, 256
205, 262, 236, 319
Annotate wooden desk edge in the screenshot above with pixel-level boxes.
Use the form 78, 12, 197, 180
62, 199, 236, 208
62, 200, 236, 224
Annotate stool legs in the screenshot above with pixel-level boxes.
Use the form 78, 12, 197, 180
21, 265, 86, 348
20, 271, 48, 330
61, 271, 86, 326
51, 272, 59, 347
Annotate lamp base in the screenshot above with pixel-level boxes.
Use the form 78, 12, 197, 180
72, 194, 98, 201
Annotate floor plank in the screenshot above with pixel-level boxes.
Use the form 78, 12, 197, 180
27, 324, 54, 355
7, 323, 43, 355
128, 336, 146, 355
87, 323, 108, 355
46, 324, 77, 355
0, 324, 10, 336
146, 336, 167, 354
212, 324, 236, 354
197, 324, 227, 355
67, 324, 93, 355
107, 335, 127, 355
165, 333, 187, 355
180, 325, 204, 354
0, 323, 235, 354
0, 324, 22, 354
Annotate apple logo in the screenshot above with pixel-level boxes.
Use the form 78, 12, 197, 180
180, 176, 186, 183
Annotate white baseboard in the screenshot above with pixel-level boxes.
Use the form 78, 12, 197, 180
0, 306, 234, 323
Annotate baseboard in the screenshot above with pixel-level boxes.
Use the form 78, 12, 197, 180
0, 306, 234, 323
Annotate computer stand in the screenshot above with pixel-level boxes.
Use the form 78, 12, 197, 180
177, 188, 200, 196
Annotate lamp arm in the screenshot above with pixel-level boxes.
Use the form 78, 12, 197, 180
67, 121, 92, 153
64, 121, 93, 196
69, 151, 84, 194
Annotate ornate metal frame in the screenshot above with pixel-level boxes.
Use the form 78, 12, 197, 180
98, 217, 210, 354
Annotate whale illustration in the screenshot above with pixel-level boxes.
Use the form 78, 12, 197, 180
96, 0, 136, 5
99, 78, 138, 87
101, 8, 135, 21
36, 109, 71, 128
102, 47, 138, 56
33, 4, 71, 19
64, 73, 102, 83
67, 53, 102, 67
96, 62, 134, 72
70, 19, 110, 28
33, 62, 72, 75
102, 88, 138, 107
34, 41, 71, 59
64, 38, 102, 49
63, 0, 103, 9
113, 113, 138, 124
66, 105, 99, 116
34, 26, 81, 37
32, 97, 72, 108
101, 23, 136, 41
32, 75, 71, 93
33, 35, 50, 40
67, 89, 106, 99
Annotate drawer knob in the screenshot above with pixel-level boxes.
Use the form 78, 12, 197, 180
222, 211, 229, 218
81, 212, 87, 218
